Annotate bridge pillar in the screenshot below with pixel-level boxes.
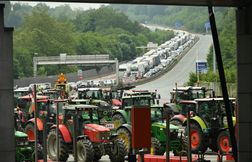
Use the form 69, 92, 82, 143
237, 5, 252, 162
0, 3, 15, 162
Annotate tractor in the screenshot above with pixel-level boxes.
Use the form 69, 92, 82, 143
112, 90, 186, 155
15, 95, 50, 130
170, 86, 207, 104
15, 130, 43, 162
54, 73, 70, 99
14, 112, 43, 162
24, 99, 57, 143
77, 87, 112, 108
47, 104, 126, 162
181, 98, 236, 153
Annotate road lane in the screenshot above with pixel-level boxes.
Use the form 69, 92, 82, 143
135, 34, 213, 103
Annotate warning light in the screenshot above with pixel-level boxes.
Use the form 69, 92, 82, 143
57, 73, 66, 83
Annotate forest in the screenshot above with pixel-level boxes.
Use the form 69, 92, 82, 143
3, 2, 174, 79
3, 2, 237, 84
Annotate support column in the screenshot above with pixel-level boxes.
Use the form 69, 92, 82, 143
115, 58, 119, 86
236, 5, 252, 162
0, 4, 15, 162
33, 57, 37, 77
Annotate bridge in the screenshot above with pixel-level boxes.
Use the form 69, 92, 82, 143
33, 54, 119, 83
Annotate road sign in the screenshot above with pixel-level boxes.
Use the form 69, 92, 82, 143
196, 60, 208, 73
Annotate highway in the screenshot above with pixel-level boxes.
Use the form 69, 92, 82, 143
135, 34, 213, 103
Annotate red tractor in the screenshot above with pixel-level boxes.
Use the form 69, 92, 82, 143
47, 104, 126, 162
15, 95, 50, 131
24, 98, 58, 143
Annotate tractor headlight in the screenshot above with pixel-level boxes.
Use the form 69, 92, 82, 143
16, 137, 29, 146
98, 131, 111, 140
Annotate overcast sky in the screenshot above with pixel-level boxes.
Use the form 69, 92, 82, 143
11, 1, 107, 10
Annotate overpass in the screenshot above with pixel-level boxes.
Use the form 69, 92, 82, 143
1, 1, 252, 162
33, 54, 119, 83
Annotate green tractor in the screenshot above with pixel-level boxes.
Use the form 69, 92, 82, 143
47, 104, 126, 162
15, 130, 43, 162
112, 90, 186, 155
181, 98, 236, 153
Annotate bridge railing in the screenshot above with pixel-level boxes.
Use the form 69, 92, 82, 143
33, 54, 110, 62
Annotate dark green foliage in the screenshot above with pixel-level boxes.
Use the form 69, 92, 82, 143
10, 4, 173, 79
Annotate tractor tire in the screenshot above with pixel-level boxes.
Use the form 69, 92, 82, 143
174, 136, 188, 156
112, 113, 126, 129
25, 123, 43, 143
37, 143, 44, 160
189, 123, 207, 153
150, 137, 164, 155
108, 139, 126, 162
93, 145, 103, 161
217, 130, 231, 153
47, 129, 69, 162
117, 127, 131, 154
76, 139, 94, 162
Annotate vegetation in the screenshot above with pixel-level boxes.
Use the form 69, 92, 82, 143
187, 8, 237, 85
111, 5, 226, 33
4, 3, 174, 79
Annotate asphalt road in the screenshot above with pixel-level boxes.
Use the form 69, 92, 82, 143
135, 34, 213, 103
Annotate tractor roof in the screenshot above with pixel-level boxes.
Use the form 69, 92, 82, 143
195, 97, 236, 102
78, 87, 101, 91
14, 87, 30, 92
179, 100, 197, 104
122, 95, 152, 99
63, 104, 98, 111
19, 94, 49, 100
172, 86, 205, 92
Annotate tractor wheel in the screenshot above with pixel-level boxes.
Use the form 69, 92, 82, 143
76, 139, 94, 162
25, 123, 43, 143
217, 130, 231, 153
112, 113, 126, 129
37, 143, 44, 160
93, 145, 103, 161
189, 123, 207, 153
150, 137, 164, 155
25, 123, 36, 141
170, 119, 183, 127
174, 136, 188, 156
117, 127, 131, 154
47, 129, 69, 162
108, 139, 126, 162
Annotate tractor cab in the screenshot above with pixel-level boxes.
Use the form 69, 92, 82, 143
78, 87, 104, 100
195, 98, 236, 128
170, 86, 207, 103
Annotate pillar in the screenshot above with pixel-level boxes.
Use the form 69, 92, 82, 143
236, 5, 252, 162
0, 3, 15, 162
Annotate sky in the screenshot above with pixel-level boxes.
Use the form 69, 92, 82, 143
11, 1, 107, 10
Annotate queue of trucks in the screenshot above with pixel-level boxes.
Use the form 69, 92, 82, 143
119, 31, 196, 81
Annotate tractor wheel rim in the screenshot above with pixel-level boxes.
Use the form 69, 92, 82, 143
77, 142, 86, 161
191, 130, 200, 149
114, 120, 121, 129
27, 129, 35, 141
219, 136, 230, 153
118, 132, 129, 151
